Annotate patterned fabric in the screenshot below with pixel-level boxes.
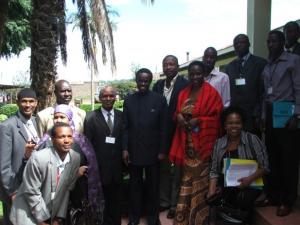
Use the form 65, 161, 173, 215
169, 82, 223, 165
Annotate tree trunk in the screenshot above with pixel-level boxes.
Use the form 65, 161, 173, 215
30, 0, 58, 111
0, 0, 9, 50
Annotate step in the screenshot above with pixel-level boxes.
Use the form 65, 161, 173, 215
254, 200, 300, 225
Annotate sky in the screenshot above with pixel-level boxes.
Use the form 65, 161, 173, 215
0, 0, 299, 84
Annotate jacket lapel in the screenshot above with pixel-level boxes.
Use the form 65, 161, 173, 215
16, 115, 28, 142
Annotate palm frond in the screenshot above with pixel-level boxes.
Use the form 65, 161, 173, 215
57, 0, 67, 64
90, 0, 116, 74
76, 0, 98, 72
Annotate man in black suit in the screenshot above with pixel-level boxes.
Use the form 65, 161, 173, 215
226, 34, 267, 134
152, 55, 189, 218
284, 21, 300, 56
84, 85, 123, 225
123, 68, 167, 225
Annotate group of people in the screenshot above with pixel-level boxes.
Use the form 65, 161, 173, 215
0, 20, 299, 225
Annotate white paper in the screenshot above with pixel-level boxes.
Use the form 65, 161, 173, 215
235, 78, 246, 86
105, 136, 115, 144
225, 164, 257, 187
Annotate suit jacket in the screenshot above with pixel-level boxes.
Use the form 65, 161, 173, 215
84, 108, 123, 186
36, 105, 86, 137
0, 113, 38, 202
123, 91, 168, 165
10, 147, 80, 225
291, 42, 300, 56
152, 76, 189, 152
226, 54, 267, 131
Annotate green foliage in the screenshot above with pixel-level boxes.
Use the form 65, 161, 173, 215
1, 0, 31, 58
100, 80, 137, 100
0, 104, 18, 117
80, 100, 124, 113
0, 114, 8, 122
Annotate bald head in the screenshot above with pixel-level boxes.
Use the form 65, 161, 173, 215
54, 80, 72, 104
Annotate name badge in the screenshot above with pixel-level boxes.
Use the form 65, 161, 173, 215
105, 136, 116, 144
235, 78, 246, 86
51, 192, 55, 200
267, 87, 273, 94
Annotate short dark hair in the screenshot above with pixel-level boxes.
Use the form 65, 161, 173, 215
50, 122, 72, 137
283, 21, 300, 33
188, 61, 205, 72
233, 34, 250, 45
135, 68, 153, 80
269, 30, 285, 44
162, 55, 179, 65
221, 106, 246, 127
204, 47, 217, 57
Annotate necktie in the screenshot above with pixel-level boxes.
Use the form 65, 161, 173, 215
26, 120, 39, 143
239, 58, 245, 75
107, 112, 113, 134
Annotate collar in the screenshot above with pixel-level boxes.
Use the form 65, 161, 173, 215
285, 42, 299, 52
268, 51, 288, 64
165, 74, 179, 88
17, 111, 32, 124
101, 107, 114, 117
220, 131, 247, 149
238, 52, 251, 62
54, 150, 70, 167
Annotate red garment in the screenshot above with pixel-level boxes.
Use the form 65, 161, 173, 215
169, 83, 223, 165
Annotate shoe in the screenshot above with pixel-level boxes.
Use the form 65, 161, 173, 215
276, 204, 291, 217
159, 205, 170, 212
255, 198, 273, 207
127, 222, 138, 225
167, 208, 176, 219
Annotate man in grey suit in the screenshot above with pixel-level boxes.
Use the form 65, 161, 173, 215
0, 88, 39, 225
10, 123, 81, 225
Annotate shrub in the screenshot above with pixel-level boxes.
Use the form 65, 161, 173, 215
0, 104, 18, 117
0, 114, 8, 122
80, 100, 124, 113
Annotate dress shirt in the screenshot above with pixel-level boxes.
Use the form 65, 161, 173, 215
18, 111, 39, 143
101, 108, 115, 125
53, 150, 70, 177
262, 51, 300, 115
163, 74, 179, 105
204, 68, 230, 107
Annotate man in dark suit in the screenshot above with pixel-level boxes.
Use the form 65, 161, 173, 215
284, 21, 300, 56
84, 85, 123, 225
123, 68, 167, 225
152, 55, 189, 218
226, 34, 267, 134
0, 88, 38, 225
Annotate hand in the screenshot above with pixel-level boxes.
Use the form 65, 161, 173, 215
158, 153, 166, 161
123, 150, 129, 166
78, 166, 88, 177
10, 193, 16, 201
285, 115, 298, 130
188, 118, 199, 129
24, 139, 36, 159
206, 189, 216, 199
238, 176, 252, 189
177, 113, 188, 128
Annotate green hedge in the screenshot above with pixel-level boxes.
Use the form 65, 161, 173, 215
0, 104, 18, 117
80, 100, 124, 113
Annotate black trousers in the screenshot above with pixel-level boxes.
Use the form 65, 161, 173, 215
129, 163, 159, 225
265, 104, 299, 206
102, 181, 122, 225
3, 201, 13, 225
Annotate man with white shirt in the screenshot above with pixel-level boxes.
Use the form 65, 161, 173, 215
37, 80, 86, 137
10, 123, 81, 225
0, 88, 38, 225
203, 47, 230, 107
84, 86, 123, 225
152, 55, 189, 219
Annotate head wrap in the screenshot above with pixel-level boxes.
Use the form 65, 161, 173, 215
17, 88, 37, 100
54, 104, 75, 130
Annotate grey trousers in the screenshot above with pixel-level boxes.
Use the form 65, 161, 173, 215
159, 159, 182, 209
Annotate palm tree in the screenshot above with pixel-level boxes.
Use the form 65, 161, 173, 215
29, 0, 155, 111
